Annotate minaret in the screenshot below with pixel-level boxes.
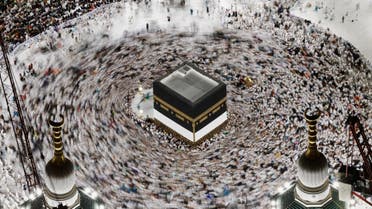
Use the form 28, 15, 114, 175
43, 115, 80, 209
295, 108, 331, 206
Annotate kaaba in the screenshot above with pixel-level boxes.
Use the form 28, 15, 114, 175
153, 62, 228, 144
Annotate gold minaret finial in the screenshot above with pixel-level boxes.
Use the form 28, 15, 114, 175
304, 108, 321, 151
48, 114, 65, 158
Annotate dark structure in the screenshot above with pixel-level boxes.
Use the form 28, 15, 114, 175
153, 62, 228, 144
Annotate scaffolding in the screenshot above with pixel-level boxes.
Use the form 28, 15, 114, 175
345, 113, 372, 194
0, 32, 40, 192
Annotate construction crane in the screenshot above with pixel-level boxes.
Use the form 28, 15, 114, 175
345, 113, 372, 194
0, 32, 40, 192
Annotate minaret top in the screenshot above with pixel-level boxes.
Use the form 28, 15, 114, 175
304, 108, 321, 151
44, 114, 79, 208
48, 114, 65, 159
46, 114, 74, 177
296, 107, 331, 204
298, 107, 327, 175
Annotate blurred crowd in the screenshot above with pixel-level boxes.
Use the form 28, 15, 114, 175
0, 0, 123, 44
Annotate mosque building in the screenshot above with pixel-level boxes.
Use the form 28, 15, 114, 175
153, 62, 228, 144
271, 108, 347, 209
21, 115, 104, 209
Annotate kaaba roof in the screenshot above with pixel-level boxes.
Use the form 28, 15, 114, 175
20, 188, 104, 209
160, 63, 218, 103
274, 185, 346, 209
153, 62, 226, 118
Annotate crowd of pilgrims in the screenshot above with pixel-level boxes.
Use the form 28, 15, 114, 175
0, 0, 370, 208
0, 0, 124, 44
